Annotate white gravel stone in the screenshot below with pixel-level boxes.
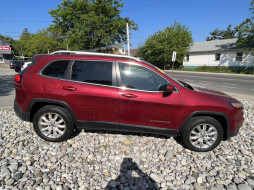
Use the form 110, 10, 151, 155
238, 183, 252, 190
150, 173, 161, 183
197, 177, 202, 184
246, 178, 254, 188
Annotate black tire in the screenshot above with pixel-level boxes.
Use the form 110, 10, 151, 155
180, 116, 224, 152
33, 105, 74, 142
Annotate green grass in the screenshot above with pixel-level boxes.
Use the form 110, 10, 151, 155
175, 66, 254, 74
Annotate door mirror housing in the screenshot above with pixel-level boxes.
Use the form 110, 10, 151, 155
166, 83, 175, 93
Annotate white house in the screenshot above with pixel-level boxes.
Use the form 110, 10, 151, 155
183, 38, 254, 70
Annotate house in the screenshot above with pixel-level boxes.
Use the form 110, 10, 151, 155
183, 38, 254, 70
114, 47, 139, 57
0, 38, 13, 65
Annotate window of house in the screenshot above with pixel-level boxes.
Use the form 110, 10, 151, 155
42, 60, 70, 78
236, 52, 243, 61
215, 53, 221, 61
71, 61, 113, 86
119, 63, 168, 91
185, 55, 189, 62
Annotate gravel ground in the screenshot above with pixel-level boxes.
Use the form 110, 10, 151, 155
0, 99, 253, 190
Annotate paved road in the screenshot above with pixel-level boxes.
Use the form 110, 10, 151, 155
0, 68, 15, 108
168, 71, 254, 101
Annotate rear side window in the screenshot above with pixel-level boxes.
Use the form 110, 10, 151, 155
71, 61, 112, 86
42, 60, 69, 78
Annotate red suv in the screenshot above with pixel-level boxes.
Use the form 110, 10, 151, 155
14, 51, 244, 152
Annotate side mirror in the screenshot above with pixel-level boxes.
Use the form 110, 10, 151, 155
166, 83, 175, 93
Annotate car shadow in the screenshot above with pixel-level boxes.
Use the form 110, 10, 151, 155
0, 75, 15, 96
105, 158, 160, 190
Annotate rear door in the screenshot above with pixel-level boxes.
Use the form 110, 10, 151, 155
57, 60, 119, 126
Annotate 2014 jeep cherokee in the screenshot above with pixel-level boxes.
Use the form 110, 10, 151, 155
14, 51, 244, 152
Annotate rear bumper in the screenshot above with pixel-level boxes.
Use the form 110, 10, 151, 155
14, 101, 30, 122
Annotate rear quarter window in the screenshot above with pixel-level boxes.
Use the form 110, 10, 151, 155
41, 60, 70, 79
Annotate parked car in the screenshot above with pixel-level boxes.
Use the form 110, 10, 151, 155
9, 60, 16, 69
10, 60, 25, 72
13, 51, 244, 152
21, 61, 32, 71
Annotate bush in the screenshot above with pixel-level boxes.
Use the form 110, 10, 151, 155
175, 66, 254, 74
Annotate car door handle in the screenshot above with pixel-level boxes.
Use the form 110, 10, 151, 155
62, 86, 77, 91
121, 93, 137, 98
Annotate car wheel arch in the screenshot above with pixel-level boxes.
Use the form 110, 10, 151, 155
179, 111, 230, 140
28, 99, 78, 125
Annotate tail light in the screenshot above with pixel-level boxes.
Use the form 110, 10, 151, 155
14, 74, 21, 83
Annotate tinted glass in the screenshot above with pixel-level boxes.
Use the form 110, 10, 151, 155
71, 61, 112, 86
119, 63, 168, 91
42, 60, 69, 78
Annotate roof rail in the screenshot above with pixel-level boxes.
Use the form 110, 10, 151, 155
50, 50, 141, 62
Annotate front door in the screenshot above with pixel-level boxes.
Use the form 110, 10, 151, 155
117, 62, 182, 130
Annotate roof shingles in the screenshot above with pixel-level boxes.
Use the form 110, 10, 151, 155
189, 38, 238, 53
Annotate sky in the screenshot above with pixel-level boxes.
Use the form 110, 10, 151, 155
0, 0, 252, 49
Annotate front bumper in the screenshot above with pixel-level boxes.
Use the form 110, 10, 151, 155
224, 130, 239, 140
14, 101, 30, 122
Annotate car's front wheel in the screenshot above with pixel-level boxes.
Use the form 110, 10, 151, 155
33, 105, 74, 142
181, 116, 224, 152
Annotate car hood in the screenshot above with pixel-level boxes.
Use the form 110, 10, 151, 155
193, 86, 230, 97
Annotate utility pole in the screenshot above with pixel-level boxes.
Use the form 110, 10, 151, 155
21, 47, 24, 60
159, 26, 167, 70
125, 17, 130, 56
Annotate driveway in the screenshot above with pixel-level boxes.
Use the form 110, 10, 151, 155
0, 68, 15, 108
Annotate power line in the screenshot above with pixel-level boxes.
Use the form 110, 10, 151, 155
0, 0, 169, 23
0, 20, 51, 23
0, 31, 21, 34
0, 35, 20, 37
122, 0, 167, 12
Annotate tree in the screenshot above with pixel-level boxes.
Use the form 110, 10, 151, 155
14, 28, 65, 57
14, 28, 32, 56
0, 34, 15, 45
25, 30, 66, 57
207, 24, 236, 41
137, 22, 193, 69
236, 0, 254, 50
48, 0, 137, 52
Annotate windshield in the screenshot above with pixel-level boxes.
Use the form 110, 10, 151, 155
164, 73, 185, 87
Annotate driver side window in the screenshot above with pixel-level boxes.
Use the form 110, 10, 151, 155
119, 63, 168, 91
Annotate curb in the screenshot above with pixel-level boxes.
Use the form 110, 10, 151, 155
0, 106, 13, 111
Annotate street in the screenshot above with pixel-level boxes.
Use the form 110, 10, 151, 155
0, 68, 15, 108
168, 71, 254, 101
0, 69, 253, 109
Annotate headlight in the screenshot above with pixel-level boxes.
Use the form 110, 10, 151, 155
230, 103, 243, 109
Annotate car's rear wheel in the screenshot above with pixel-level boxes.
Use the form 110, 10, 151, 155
33, 105, 74, 142
181, 116, 224, 152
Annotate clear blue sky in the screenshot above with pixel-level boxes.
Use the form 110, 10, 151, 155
0, 0, 252, 48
